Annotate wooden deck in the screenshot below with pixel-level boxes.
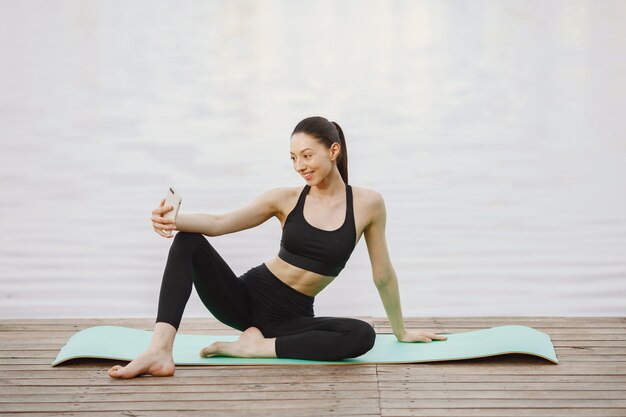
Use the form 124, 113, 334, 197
0, 316, 624, 416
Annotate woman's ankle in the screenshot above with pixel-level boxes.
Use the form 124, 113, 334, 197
150, 321, 177, 352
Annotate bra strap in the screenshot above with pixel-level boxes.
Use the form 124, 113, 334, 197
346, 184, 354, 222
295, 185, 310, 211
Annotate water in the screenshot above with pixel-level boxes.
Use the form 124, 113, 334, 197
1, 0, 625, 321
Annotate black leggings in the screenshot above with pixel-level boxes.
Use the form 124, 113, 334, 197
155, 231, 376, 361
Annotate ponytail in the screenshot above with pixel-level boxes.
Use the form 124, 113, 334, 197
330, 121, 348, 184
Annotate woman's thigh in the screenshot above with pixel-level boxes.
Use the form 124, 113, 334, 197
181, 232, 256, 332
260, 316, 377, 360
261, 316, 373, 337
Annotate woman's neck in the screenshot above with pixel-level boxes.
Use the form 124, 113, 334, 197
309, 168, 345, 199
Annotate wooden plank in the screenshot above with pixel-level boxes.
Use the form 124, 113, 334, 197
374, 316, 626, 328
380, 409, 626, 417
0, 316, 375, 327
0, 374, 379, 386
379, 398, 626, 408
376, 363, 626, 376
373, 327, 626, 335
377, 374, 626, 383
381, 389, 626, 400
0, 411, 380, 417
0, 381, 378, 394
0, 389, 381, 402
0, 366, 378, 378
0, 398, 382, 413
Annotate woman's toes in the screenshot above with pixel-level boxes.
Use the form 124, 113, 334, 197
200, 342, 221, 357
108, 365, 127, 378
109, 363, 135, 379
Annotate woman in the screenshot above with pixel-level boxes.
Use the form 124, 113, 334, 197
108, 116, 447, 379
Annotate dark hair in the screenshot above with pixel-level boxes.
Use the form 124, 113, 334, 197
291, 116, 349, 184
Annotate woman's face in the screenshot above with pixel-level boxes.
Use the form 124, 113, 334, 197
290, 132, 339, 184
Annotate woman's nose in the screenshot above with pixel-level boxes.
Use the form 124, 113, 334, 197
294, 160, 306, 171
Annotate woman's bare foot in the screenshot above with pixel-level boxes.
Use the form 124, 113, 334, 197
108, 348, 175, 379
199, 326, 277, 358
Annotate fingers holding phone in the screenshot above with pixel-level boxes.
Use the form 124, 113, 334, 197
152, 188, 182, 238
151, 197, 175, 238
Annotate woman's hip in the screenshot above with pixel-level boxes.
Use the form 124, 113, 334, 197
240, 263, 315, 324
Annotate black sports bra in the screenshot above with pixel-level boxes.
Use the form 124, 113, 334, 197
278, 184, 357, 276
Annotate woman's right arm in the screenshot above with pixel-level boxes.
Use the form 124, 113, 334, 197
174, 188, 288, 237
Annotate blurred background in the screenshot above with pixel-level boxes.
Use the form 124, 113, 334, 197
1, 0, 625, 321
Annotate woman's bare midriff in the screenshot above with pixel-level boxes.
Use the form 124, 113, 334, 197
263, 256, 336, 298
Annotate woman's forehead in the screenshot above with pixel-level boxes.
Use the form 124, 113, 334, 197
290, 133, 320, 152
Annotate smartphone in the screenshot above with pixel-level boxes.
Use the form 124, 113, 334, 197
164, 187, 182, 235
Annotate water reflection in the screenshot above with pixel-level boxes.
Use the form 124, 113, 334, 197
1, 0, 625, 320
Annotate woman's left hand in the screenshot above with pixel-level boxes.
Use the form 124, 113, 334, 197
396, 329, 448, 343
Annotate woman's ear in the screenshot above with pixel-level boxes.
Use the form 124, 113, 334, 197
330, 142, 341, 161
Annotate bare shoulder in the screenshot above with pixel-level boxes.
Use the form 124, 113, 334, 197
261, 186, 299, 200
352, 185, 385, 208
351, 185, 386, 227
261, 186, 302, 217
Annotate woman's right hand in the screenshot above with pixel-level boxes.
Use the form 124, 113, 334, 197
152, 197, 177, 238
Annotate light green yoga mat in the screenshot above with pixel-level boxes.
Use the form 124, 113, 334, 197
51, 324, 558, 366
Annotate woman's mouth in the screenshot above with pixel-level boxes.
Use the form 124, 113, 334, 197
302, 171, 314, 180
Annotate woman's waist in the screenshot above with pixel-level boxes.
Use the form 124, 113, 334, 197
263, 257, 335, 298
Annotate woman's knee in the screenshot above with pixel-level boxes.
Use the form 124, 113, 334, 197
174, 231, 204, 243
344, 319, 377, 358
169, 231, 206, 254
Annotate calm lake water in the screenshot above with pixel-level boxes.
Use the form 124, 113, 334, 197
1, 0, 625, 322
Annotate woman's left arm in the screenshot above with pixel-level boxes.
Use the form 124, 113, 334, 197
364, 191, 447, 343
